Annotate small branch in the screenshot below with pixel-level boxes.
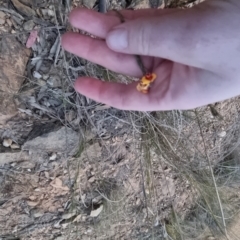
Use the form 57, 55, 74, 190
99, 0, 107, 13
195, 110, 229, 239
0, 7, 24, 20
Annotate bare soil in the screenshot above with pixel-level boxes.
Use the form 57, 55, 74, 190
0, 1, 240, 240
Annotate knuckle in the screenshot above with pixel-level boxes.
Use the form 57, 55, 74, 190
130, 21, 151, 55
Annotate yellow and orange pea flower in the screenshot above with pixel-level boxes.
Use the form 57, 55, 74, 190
136, 73, 157, 94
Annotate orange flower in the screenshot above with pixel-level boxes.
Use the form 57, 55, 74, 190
136, 73, 157, 94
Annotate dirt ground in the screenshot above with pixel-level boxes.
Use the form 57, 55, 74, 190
0, 0, 240, 240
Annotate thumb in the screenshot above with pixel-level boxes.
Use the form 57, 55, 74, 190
105, 4, 218, 69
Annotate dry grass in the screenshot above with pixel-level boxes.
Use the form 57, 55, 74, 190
59, 0, 240, 234
1, 0, 240, 239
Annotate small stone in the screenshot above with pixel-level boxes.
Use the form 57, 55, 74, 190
88, 176, 95, 183
0, 18, 5, 25
41, 9, 47, 15
29, 195, 37, 201
0, 11, 6, 19
22, 127, 80, 156
136, 198, 141, 206
37, 79, 45, 86
47, 75, 61, 88
92, 195, 103, 204
44, 171, 49, 178
47, 9, 55, 17
3, 139, 12, 147
55, 237, 64, 240
18, 0, 32, 6
6, 19, 13, 27
218, 131, 226, 138
42, 74, 49, 80
23, 20, 35, 31
11, 0, 35, 17
66, 110, 76, 122
10, 143, 20, 149
33, 71, 42, 79
83, 0, 96, 8
90, 205, 103, 217
49, 153, 57, 161
34, 212, 44, 218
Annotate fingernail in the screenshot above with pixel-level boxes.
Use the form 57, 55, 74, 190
107, 28, 128, 50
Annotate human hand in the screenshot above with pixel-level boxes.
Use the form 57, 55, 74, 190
61, 0, 240, 111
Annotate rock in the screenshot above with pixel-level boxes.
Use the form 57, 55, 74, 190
23, 20, 35, 31
29, 195, 37, 201
23, 127, 81, 156
50, 177, 69, 191
0, 37, 31, 124
10, 143, 20, 149
0, 92, 17, 124
65, 110, 76, 122
3, 139, 12, 147
0, 18, 5, 25
19, 0, 33, 6
0, 152, 30, 166
83, 0, 96, 8
41, 9, 48, 17
92, 195, 103, 205
90, 205, 103, 217
131, 0, 149, 8
34, 212, 44, 218
11, 0, 36, 17
33, 71, 42, 79
62, 212, 76, 220
49, 152, 57, 161
40, 9, 54, 17
149, 0, 164, 8
6, 19, 13, 27
47, 9, 55, 17
27, 200, 39, 207
55, 237, 65, 240
47, 75, 61, 88
0, 11, 6, 19
88, 176, 95, 183
218, 131, 226, 138
37, 79, 45, 86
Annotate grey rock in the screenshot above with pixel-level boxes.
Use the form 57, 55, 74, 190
0, 11, 6, 19
0, 37, 31, 124
11, 0, 36, 17
23, 19, 35, 31
0, 18, 5, 25
47, 75, 61, 88
83, 0, 96, 8
0, 152, 30, 166
23, 127, 81, 156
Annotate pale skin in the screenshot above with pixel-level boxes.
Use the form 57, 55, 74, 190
61, 0, 240, 111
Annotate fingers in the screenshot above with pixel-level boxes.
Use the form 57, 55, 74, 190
61, 32, 152, 77
69, 8, 177, 39
106, 8, 177, 20
106, 1, 221, 70
69, 8, 118, 39
74, 61, 172, 111
74, 77, 154, 111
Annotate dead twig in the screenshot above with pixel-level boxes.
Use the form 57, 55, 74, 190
0, 7, 24, 20
99, 0, 107, 13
